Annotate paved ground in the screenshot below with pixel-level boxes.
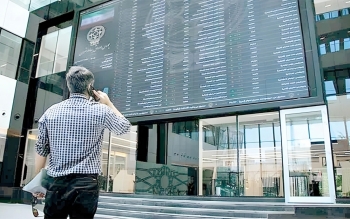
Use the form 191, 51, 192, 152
0, 203, 43, 218
0, 203, 229, 219
0, 203, 116, 219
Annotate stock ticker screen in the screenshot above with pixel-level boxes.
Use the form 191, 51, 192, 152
73, 0, 309, 118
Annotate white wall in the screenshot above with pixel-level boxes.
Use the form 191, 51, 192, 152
0, 0, 29, 38
0, 75, 17, 131
0, 75, 16, 162
168, 123, 215, 167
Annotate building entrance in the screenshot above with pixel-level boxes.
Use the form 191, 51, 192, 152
199, 106, 336, 203
199, 112, 284, 198
280, 105, 336, 203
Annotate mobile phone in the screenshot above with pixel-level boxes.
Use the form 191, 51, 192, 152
103, 87, 109, 95
89, 85, 100, 101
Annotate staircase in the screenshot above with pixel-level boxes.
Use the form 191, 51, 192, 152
95, 194, 295, 219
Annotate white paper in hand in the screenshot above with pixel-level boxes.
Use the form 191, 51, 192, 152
23, 169, 48, 195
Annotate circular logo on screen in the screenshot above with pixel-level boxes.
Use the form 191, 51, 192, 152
87, 26, 105, 46
208, 103, 213, 107
289, 93, 295, 98
150, 110, 154, 114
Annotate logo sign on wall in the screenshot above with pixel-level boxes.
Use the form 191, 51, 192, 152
87, 26, 105, 46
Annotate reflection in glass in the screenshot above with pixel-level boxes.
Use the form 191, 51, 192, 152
135, 123, 198, 196
172, 120, 199, 140
99, 131, 110, 191
21, 129, 49, 186
201, 118, 239, 197
239, 113, 283, 197
200, 112, 283, 197
108, 126, 137, 193
36, 31, 58, 77
285, 112, 329, 197
0, 30, 22, 79
327, 95, 350, 197
168, 123, 199, 195
54, 26, 72, 73
36, 26, 72, 78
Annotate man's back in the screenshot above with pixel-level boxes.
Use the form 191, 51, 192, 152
35, 93, 131, 177
33, 66, 131, 219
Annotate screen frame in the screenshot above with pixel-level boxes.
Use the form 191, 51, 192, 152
68, 0, 324, 123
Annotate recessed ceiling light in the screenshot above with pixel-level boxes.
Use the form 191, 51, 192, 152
325, 4, 331, 7
346, 1, 350, 3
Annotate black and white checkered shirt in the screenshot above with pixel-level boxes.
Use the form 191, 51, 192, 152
35, 93, 131, 177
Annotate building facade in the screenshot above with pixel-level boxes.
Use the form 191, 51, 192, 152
0, 0, 349, 204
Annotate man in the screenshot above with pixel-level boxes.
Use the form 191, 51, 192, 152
34, 66, 131, 219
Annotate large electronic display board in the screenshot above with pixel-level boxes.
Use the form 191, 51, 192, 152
74, 0, 310, 118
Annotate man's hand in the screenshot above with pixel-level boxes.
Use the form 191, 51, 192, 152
93, 90, 112, 106
33, 192, 45, 198
93, 90, 124, 117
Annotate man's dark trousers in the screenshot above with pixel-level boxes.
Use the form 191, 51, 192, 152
43, 174, 99, 219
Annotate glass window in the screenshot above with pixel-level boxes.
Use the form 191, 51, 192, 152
0, 30, 22, 79
108, 126, 137, 193
331, 11, 339, 18
36, 31, 58, 78
21, 129, 40, 186
330, 40, 340, 53
244, 125, 259, 149
341, 8, 349, 16
274, 123, 281, 146
172, 120, 199, 140
285, 111, 330, 198
240, 113, 283, 197
344, 38, 350, 50
323, 12, 330, 19
345, 79, 350, 93
325, 81, 336, 95
260, 124, 274, 149
309, 119, 325, 142
53, 26, 72, 73
286, 119, 309, 140
199, 113, 283, 197
99, 132, 109, 191
327, 96, 350, 198
319, 44, 326, 55
36, 26, 72, 78
329, 121, 346, 140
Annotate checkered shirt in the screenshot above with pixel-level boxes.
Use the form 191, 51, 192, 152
35, 93, 131, 177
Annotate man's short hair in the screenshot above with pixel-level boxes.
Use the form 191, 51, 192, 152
66, 66, 94, 94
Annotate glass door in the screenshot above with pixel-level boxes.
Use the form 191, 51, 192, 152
280, 105, 336, 203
